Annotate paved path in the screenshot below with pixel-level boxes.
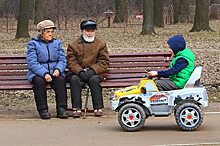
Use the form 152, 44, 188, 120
0, 103, 220, 146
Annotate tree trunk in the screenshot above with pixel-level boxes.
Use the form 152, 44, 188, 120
153, 0, 164, 27
172, 0, 180, 23
190, 0, 213, 32
140, 0, 155, 35
15, 0, 30, 39
113, 0, 127, 23
179, 0, 190, 23
34, 0, 43, 25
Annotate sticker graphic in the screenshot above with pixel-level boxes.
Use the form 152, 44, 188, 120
150, 95, 168, 105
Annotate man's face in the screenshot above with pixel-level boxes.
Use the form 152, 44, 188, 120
42, 28, 54, 42
82, 29, 95, 42
82, 29, 95, 38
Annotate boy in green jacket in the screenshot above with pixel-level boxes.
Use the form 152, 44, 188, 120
148, 35, 195, 91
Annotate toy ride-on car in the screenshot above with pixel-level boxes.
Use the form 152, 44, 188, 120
110, 66, 209, 131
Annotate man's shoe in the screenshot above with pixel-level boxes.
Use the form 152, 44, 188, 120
57, 107, 68, 119
73, 109, 81, 118
94, 109, 103, 116
38, 109, 51, 119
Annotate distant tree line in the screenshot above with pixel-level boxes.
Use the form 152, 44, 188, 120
0, 0, 218, 38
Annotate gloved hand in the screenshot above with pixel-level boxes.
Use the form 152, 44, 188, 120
84, 68, 96, 82
78, 70, 86, 81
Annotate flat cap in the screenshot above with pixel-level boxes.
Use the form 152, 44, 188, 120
37, 20, 56, 32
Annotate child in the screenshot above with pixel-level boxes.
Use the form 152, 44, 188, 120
148, 35, 195, 91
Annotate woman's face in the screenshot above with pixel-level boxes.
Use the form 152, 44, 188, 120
42, 28, 54, 42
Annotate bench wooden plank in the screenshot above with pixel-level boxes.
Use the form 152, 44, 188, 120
0, 60, 27, 64
0, 76, 27, 80
0, 65, 28, 70
0, 72, 27, 76
108, 52, 172, 57
109, 62, 170, 68
109, 57, 173, 62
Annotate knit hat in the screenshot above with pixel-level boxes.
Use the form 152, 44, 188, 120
37, 20, 56, 32
167, 35, 186, 55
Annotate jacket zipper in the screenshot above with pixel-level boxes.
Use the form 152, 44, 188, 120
46, 43, 51, 75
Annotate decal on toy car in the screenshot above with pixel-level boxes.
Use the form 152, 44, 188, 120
150, 95, 168, 105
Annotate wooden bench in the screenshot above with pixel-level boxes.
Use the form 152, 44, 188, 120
0, 52, 173, 90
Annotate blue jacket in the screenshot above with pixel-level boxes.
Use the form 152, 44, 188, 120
26, 35, 67, 83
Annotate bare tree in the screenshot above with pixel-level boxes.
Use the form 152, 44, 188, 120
172, 0, 180, 23
34, 0, 43, 25
113, 0, 127, 23
140, 0, 155, 35
178, 0, 190, 23
190, 0, 213, 32
153, 0, 164, 27
15, 0, 30, 39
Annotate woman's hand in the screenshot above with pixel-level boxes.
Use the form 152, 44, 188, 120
148, 71, 158, 77
45, 74, 52, 82
52, 69, 60, 77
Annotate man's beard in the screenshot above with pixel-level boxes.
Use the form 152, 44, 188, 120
83, 31, 95, 42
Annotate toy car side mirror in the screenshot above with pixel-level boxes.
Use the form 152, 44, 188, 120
141, 87, 146, 94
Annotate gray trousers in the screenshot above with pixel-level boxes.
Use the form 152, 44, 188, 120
154, 79, 180, 91
70, 75, 104, 109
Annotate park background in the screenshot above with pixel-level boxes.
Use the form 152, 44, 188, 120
0, 0, 220, 107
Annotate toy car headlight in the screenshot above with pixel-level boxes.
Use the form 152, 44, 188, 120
113, 94, 118, 101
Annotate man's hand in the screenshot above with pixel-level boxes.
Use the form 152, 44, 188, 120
84, 69, 95, 82
78, 70, 86, 81
52, 69, 60, 77
45, 74, 52, 82
148, 71, 158, 77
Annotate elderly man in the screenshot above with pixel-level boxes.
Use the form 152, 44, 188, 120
66, 20, 109, 118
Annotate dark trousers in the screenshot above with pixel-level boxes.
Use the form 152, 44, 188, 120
154, 79, 180, 91
70, 75, 104, 109
32, 76, 67, 111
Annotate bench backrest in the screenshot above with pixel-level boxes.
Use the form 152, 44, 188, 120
0, 52, 173, 89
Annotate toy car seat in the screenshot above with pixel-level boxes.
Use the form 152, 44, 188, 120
184, 66, 202, 88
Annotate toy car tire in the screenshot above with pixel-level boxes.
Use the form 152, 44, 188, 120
175, 103, 203, 131
118, 103, 146, 132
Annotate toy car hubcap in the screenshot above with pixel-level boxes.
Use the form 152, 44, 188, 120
180, 107, 199, 127
121, 108, 141, 127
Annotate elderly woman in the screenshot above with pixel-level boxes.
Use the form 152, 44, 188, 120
26, 20, 68, 119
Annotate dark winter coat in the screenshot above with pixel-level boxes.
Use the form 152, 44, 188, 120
66, 36, 109, 81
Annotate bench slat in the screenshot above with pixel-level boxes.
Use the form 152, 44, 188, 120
104, 68, 168, 73
0, 60, 27, 64
108, 52, 171, 57
110, 57, 173, 62
0, 55, 26, 59
0, 65, 28, 70
109, 62, 170, 68
0, 72, 27, 76
0, 76, 27, 80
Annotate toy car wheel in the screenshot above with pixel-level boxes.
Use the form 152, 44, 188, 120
175, 103, 203, 131
118, 103, 146, 132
